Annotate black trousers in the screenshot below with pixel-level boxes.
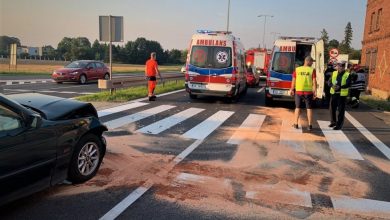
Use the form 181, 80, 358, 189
330, 94, 347, 128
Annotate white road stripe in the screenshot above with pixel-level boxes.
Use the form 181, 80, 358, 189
346, 112, 390, 160
279, 120, 305, 152
182, 110, 234, 140
257, 87, 265, 93
173, 139, 203, 164
100, 139, 204, 219
227, 114, 265, 145
105, 105, 176, 130
331, 196, 390, 218
318, 120, 364, 160
137, 107, 205, 134
98, 102, 149, 117
99, 185, 151, 220
6, 82, 12, 85
246, 187, 312, 208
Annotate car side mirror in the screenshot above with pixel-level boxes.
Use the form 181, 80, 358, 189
27, 114, 42, 129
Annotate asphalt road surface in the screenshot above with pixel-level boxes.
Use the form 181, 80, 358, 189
1, 85, 390, 219
0, 72, 184, 98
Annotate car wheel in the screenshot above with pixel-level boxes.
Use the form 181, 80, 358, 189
103, 73, 110, 80
189, 93, 197, 99
79, 74, 87, 84
68, 134, 104, 184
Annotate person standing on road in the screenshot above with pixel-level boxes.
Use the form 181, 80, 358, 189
328, 61, 351, 130
145, 52, 163, 101
349, 68, 366, 108
289, 56, 317, 131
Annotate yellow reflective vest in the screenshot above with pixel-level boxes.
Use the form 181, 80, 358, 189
295, 66, 314, 92
330, 71, 350, 96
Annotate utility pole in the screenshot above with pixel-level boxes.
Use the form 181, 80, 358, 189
258, 14, 274, 48
227, 0, 231, 32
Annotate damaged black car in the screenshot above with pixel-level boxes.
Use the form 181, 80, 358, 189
0, 93, 107, 205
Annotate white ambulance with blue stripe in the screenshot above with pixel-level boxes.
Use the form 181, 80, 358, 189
185, 30, 247, 101
265, 36, 325, 105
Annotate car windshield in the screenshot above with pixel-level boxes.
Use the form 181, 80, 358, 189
272, 52, 295, 74
190, 46, 232, 69
65, 61, 88, 68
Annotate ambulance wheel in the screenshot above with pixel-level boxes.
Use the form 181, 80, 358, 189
189, 93, 197, 99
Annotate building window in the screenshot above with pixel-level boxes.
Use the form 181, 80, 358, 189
365, 50, 371, 68
371, 49, 377, 72
376, 8, 382, 31
370, 11, 376, 33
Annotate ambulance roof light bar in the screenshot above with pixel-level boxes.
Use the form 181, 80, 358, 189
279, 36, 316, 41
197, 30, 232, 35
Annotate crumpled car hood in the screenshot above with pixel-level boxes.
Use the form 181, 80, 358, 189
8, 93, 96, 120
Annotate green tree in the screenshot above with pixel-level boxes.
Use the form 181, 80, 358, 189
57, 37, 73, 60
180, 49, 188, 63
328, 39, 340, 50
0, 36, 21, 56
320, 29, 330, 61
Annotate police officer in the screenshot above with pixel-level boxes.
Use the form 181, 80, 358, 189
289, 56, 317, 131
328, 61, 351, 130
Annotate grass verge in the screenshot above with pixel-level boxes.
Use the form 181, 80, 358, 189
76, 80, 185, 102
360, 95, 390, 111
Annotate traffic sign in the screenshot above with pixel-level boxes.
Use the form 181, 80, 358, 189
329, 48, 339, 58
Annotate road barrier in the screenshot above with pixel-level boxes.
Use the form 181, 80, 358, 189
98, 75, 184, 90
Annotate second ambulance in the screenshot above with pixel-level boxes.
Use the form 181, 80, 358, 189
265, 37, 325, 105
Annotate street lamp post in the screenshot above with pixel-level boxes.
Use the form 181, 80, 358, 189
227, 0, 231, 32
258, 14, 274, 48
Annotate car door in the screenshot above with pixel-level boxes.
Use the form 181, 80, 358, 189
0, 102, 57, 204
95, 62, 104, 79
86, 62, 97, 80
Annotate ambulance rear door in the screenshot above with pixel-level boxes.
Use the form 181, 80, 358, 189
311, 39, 325, 99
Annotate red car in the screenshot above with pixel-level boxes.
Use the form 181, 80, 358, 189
52, 60, 110, 84
245, 67, 260, 87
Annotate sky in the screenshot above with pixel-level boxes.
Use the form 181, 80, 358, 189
0, 0, 367, 50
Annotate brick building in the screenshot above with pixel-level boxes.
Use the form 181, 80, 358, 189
361, 0, 390, 99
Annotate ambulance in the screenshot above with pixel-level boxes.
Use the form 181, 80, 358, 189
265, 37, 325, 105
185, 30, 247, 101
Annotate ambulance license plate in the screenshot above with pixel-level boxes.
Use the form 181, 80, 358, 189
191, 83, 206, 89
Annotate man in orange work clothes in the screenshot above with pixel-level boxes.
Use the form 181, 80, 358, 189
145, 52, 163, 101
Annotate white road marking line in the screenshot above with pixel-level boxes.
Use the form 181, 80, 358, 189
246, 187, 313, 208
174, 172, 211, 184
173, 139, 203, 164
100, 139, 204, 220
130, 89, 186, 103
105, 105, 176, 130
279, 120, 305, 152
99, 185, 151, 220
97, 102, 149, 117
137, 107, 205, 135
257, 87, 265, 93
346, 112, 390, 160
318, 120, 364, 160
227, 114, 266, 145
6, 82, 12, 85
331, 196, 390, 218
182, 110, 234, 140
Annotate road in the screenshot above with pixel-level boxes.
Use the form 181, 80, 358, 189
0, 72, 184, 98
1, 81, 390, 219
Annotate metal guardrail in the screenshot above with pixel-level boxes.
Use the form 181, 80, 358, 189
98, 75, 184, 89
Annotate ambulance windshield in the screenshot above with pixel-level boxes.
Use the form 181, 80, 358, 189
190, 46, 232, 69
271, 52, 295, 74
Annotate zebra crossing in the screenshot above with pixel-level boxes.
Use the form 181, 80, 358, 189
98, 101, 390, 219
99, 101, 390, 162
